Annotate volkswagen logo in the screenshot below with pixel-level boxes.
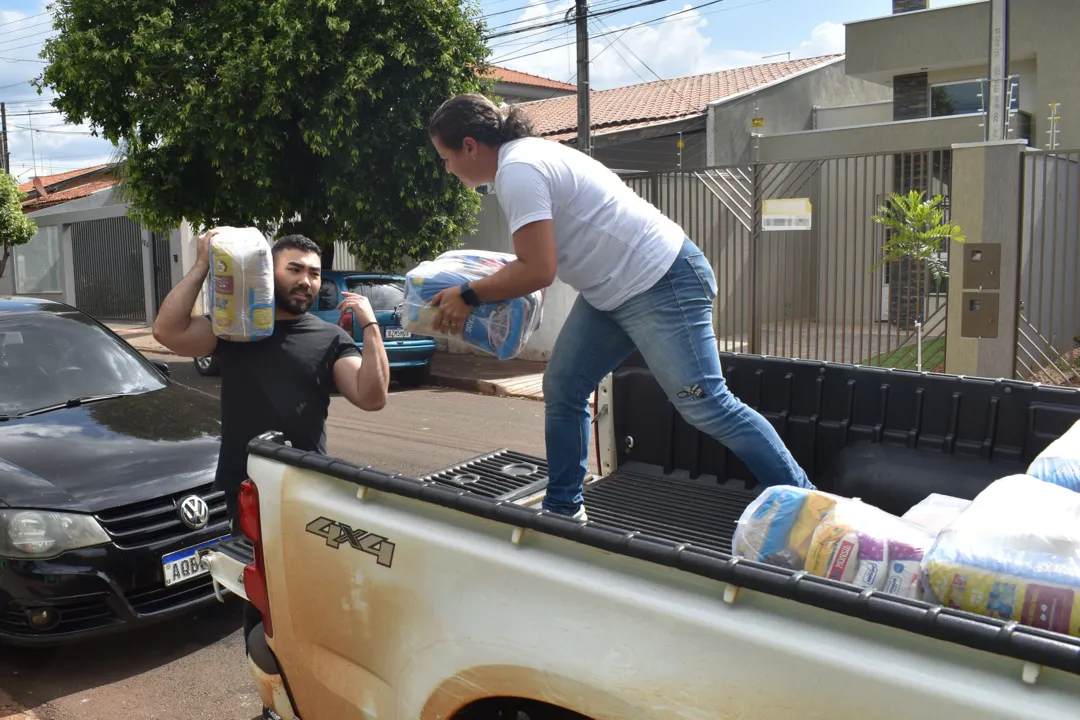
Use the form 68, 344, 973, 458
178, 495, 210, 530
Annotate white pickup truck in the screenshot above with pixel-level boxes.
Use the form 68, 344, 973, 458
204, 350, 1080, 720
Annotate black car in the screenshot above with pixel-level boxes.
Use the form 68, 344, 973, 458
0, 297, 231, 646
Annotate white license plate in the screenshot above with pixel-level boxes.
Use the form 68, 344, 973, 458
162, 535, 231, 587
385, 327, 411, 339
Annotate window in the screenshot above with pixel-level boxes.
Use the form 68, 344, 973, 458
317, 282, 338, 311
13, 225, 63, 294
344, 278, 406, 313
930, 76, 1020, 118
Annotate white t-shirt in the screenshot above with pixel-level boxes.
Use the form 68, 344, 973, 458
494, 137, 685, 311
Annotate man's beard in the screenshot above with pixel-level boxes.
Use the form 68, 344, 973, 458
276, 285, 314, 315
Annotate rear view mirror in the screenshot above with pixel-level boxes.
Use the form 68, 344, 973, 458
151, 360, 171, 377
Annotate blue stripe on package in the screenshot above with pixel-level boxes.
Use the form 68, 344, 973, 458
401, 250, 545, 361
1026, 419, 1080, 493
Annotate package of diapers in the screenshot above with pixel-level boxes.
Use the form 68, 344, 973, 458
1026, 419, 1080, 493
901, 493, 973, 535
920, 474, 1080, 637
207, 227, 274, 342
732, 486, 934, 598
401, 250, 545, 360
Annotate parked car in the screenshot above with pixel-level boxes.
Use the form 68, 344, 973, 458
0, 297, 231, 646
195, 270, 436, 386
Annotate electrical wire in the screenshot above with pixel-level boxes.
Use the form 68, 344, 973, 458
487, 0, 675, 39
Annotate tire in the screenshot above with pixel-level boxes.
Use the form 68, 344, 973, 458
395, 364, 431, 387
194, 354, 220, 376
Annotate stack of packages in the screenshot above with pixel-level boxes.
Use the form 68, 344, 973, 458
207, 227, 275, 342
401, 250, 545, 360
733, 419, 1080, 637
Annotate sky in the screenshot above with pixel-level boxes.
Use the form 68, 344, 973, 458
0, 0, 974, 182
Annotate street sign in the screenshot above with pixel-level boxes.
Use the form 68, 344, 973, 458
762, 198, 811, 231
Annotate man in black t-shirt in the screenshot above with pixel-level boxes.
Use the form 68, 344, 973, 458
152, 229, 389, 719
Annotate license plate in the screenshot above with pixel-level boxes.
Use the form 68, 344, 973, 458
385, 326, 411, 339
162, 535, 231, 587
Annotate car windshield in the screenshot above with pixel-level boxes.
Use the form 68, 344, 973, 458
0, 310, 167, 417
344, 278, 405, 313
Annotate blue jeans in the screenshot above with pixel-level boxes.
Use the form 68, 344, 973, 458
542, 237, 815, 516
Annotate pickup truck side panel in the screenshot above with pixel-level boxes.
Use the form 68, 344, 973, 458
249, 454, 1080, 720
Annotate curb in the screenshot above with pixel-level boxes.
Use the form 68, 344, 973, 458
0, 689, 40, 720
428, 372, 544, 402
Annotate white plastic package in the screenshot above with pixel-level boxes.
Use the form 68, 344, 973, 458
207, 227, 275, 342
1026, 419, 1080, 493
401, 250, 545, 360
732, 486, 934, 598
901, 493, 973, 535
920, 474, 1080, 637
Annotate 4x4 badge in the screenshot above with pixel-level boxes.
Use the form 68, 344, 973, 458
305, 517, 395, 568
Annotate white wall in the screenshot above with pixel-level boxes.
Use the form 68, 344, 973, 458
449, 192, 578, 361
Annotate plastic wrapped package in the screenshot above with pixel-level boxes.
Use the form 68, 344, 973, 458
401, 250, 545, 360
901, 493, 973, 535
732, 486, 934, 598
207, 227, 274, 342
1026, 419, 1080, 492
920, 474, 1080, 636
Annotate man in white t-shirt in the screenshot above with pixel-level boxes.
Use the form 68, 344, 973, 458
427, 93, 813, 519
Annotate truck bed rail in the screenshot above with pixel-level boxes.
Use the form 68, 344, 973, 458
247, 432, 1080, 678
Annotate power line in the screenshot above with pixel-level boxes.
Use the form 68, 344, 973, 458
487, 0, 675, 39
0, 12, 49, 30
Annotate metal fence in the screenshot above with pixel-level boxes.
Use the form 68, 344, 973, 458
1016, 149, 1080, 386
622, 148, 954, 370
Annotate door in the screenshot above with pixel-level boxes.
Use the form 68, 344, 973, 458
70, 217, 148, 322
151, 231, 173, 314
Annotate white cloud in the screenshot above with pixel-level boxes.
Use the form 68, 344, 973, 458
489, 4, 847, 92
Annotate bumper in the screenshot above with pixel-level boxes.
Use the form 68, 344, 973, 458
0, 521, 233, 647
248, 623, 302, 720
382, 341, 437, 369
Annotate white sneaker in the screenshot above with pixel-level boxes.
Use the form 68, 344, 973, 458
572, 506, 588, 522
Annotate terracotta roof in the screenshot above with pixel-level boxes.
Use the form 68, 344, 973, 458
485, 65, 575, 92
17, 164, 110, 194
519, 55, 844, 141
21, 179, 118, 211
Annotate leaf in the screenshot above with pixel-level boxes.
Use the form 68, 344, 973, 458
870, 189, 965, 281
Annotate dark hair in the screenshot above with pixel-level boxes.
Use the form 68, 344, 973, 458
428, 93, 535, 150
272, 234, 321, 258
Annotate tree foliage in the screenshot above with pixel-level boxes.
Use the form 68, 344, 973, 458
34, 0, 493, 270
871, 190, 965, 282
0, 173, 38, 283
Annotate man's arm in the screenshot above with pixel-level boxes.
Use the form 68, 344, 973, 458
333, 294, 390, 411
152, 229, 220, 358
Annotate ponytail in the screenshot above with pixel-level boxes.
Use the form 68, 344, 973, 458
429, 93, 535, 150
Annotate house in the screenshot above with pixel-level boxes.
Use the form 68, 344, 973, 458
763, 0, 1079, 160
485, 65, 575, 104
2, 164, 200, 325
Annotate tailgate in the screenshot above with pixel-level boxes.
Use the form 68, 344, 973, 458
205, 536, 256, 602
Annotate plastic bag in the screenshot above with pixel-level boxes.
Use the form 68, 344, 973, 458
208, 227, 274, 342
920, 474, 1080, 636
1026, 419, 1080, 492
732, 486, 934, 598
901, 493, 973, 535
401, 250, 545, 360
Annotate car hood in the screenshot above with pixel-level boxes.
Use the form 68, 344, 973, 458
0, 382, 222, 513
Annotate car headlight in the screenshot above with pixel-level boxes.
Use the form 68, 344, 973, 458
0, 510, 111, 559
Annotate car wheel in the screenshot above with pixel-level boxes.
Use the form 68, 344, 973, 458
194, 355, 220, 376
395, 364, 431, 388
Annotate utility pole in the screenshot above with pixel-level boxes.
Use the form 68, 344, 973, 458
986, 0, 1009, 141
574, 0, 591, 156
0, 102, 8, 173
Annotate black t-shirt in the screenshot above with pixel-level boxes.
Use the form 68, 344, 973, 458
212, 313, 360, 493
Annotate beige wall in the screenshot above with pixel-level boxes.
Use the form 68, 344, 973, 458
708, 60, 893, 166
846, 0, 1080, 149
814, 101, 892, 129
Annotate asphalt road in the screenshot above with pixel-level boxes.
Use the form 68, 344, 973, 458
0, 354, 547, 720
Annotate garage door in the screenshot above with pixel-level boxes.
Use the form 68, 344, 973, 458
70, 217, 147, 322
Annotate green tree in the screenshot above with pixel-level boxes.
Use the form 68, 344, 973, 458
34, 0, 492, 270
0, 173, 37, 283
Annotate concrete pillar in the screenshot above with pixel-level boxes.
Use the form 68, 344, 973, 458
944, 140, 1027, 378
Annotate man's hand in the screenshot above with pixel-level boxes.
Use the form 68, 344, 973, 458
431, 285, 473, 335
338, 292, 377, 327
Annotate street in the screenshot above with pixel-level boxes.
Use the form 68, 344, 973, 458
0, 354, 546, 720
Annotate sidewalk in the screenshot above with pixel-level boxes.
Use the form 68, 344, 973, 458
109, 324, 546, 401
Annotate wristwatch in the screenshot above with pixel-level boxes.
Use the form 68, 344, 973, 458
460, 282, 480, 307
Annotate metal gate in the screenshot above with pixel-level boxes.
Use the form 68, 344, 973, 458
1016, 149, 1080, 386
71, 216, 147, 322
622, 148, 953, 369
150, 230, 173, 313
